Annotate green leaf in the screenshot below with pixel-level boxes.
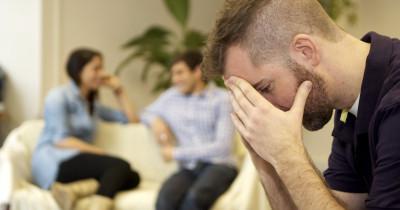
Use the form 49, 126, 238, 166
141, 49, 172, 81
213, 76, 226, 88
152, 72, 172, 93
164, 0, 189, 27
114, 50, 145, 75
122, 26, 171, 48
141, 62, 154, 81
183, 30, 206, 49
347, 12, 357, 26
317, 0, 357, 23
116, 26, 174, 79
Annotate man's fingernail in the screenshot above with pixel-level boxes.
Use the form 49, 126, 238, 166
304, 81, 312, 90
225, 80, 232, 87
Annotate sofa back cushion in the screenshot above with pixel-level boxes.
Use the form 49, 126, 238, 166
93, 122, 178, 183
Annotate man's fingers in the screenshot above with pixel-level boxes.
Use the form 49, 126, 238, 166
229, 91, 250, 125
231, 113, 247, 139
226, 76, 270, 108
239, 134, 253, 151
226, 80, 254, 113
290, 81, 312, 115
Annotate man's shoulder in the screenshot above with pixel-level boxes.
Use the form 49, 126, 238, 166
377, 82, 400, 113
369, 34, 400, 115
378, 42, 400, 111
208, 86, 229, 98
158, 86, 180, 98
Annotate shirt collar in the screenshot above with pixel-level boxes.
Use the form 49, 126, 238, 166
68, 80, 85, 100
348, 94, 360, 117
189, 82, 216, 98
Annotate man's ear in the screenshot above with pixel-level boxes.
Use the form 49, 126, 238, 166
290, 34, 320, 67
194, 65, 202, 79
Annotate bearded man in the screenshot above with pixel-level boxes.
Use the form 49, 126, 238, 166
202, 0, 400, 209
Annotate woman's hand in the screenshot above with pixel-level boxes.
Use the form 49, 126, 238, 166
101, 73, 121, 91
100, 72, 139, 123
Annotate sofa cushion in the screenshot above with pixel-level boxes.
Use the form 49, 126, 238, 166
114, 181, 161, 210
93, 122, 178, 183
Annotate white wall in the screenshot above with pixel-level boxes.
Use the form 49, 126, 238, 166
0, 0, 42, 124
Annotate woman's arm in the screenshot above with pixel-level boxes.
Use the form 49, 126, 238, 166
114, 87, 139, 123
55, 137, 106, 155
101, 73, 139, 123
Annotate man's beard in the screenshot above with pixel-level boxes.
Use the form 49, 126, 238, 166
288, 60, 333, 131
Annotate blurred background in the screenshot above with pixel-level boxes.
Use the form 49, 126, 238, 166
0, 0, 399, 170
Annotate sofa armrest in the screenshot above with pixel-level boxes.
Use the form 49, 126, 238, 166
0, 120, 44, 205
0, 150, 13, 205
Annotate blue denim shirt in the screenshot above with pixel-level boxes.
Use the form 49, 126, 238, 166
31, 81, 128, 189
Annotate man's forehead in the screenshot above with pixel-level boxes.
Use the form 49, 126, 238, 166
223, 46, 271, 87
223, 46, 252, 76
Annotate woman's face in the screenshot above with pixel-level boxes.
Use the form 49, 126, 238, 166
79, 56, 103, 91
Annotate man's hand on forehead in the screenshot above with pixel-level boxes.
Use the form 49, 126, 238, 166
224, 75, 312, 165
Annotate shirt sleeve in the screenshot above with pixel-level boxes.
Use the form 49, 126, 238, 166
97, 103, 128, 124
139, 91, 170, 127
323, 138, 368, 193
365, 107, 400, 209
43, 89, 72, 144
173, 93, 235, 161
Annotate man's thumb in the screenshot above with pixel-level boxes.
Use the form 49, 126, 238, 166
290, 81, 312, 115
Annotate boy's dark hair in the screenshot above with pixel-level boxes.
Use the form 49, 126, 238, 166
171, 49, 203, 71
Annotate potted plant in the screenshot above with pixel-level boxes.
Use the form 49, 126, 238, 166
318, 0, 357, 24
115, 0, 211, 92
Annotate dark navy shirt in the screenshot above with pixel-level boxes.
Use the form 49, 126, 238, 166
324, 32, 400, 209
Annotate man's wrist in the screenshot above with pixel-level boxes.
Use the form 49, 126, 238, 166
271, 142, 309, 173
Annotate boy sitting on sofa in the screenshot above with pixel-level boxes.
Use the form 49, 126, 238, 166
140, 50, 238, 210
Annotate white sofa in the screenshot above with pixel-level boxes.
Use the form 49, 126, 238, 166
0, 119, 271, 210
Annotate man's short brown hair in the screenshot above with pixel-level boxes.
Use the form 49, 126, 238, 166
202, 0, 344, 79
171, 49, 203, 71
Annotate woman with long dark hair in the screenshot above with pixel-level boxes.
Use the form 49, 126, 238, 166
31, 48, 140, 210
